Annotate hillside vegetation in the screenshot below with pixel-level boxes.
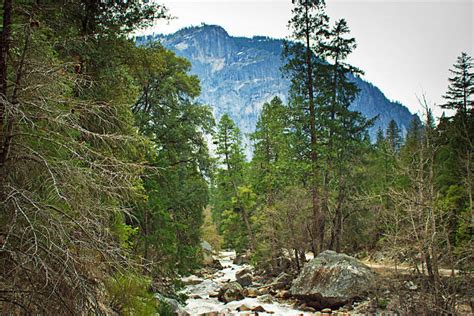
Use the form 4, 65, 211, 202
0, 0, 472, 315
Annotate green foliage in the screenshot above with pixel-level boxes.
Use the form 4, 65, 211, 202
441, 52, 473, 112
131, 42, 214, 275
0, 2, 155, 311
156, 301, 175, 316
106, 273, 158, 315
211, 114, 259, 252
216, 185, 258, 252
2, 1, 472, 315
386, 119, 402, 152
0, 1, 198, 314
220, 208, 248, 252
201, 207, 223, 252
378, 298, 389, 310
111, 213, 139, 250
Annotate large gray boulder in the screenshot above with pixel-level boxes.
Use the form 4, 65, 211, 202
202, 240, 221, 268
290, 250, 376, 309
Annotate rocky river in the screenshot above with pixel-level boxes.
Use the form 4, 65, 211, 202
180, 250, 313, 315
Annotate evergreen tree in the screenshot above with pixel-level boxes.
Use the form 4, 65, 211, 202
376, 127, 385, 147
386, 119, 402, 152
316, 18, 373, 251
250, 97, 293, 270
213, 114, 255, 252
284, 0, 329, 254
251, 97, 291, 197
283, 5, 373, 254
132, 43, 214, 274
405, 117, 423, 150
441, 52, 473, 113
437, 53, 473, 263
0, 1, 166, 313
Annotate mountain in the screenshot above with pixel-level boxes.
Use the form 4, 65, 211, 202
136, 24, 418, 145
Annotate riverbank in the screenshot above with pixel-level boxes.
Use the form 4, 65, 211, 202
176, 249, 473, 316
180, 250, 317, 315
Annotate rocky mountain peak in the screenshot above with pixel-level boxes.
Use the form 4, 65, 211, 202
136, 25, 419, 151
161, 24, 235, 61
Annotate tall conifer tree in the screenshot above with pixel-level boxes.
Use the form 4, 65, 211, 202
284, 0, 329, 253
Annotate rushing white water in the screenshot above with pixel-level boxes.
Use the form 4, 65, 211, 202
181, 251, 311, 315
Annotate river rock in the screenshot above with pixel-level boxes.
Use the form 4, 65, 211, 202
236, 269, 253, 287
273, 272, 292, 290
201, 240, 215, 267
236, 304, 251, 311
233, 251, 251, 265
202, 254, 223, 269
201, 240, 213, 252
181, 275, 203, 285
217, 281, 244, 303
258, 294, 274, 303
236, 267, 251, 278
210, 258, 224, 270
252, 305, 269, 312
156, 293, 190, 316
290, 250, 376, 309
276, 290, 291, 299
208, 291, 219, 298
302, 305, 317, 312
258, 287, 270, 295
243, 288, 258, 298
236, 304, 252, 311
275, 256, 292, 274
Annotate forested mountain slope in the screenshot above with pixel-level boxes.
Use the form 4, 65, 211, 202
137, 24, 418, 141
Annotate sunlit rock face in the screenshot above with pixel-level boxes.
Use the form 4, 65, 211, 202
290, 250, 376, 309
137, 24, 418, 151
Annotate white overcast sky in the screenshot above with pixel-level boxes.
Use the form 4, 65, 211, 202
145, 0, 473, 118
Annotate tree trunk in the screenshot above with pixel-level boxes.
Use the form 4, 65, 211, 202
299, 249, 306, 263
0, 0, 13, 171
241, 206, 256, 252
294, 248, 301, 271
330, 172, 346, 252
143, 209, 149, 261
303, 1, 322, 254
269, 211, 278, 272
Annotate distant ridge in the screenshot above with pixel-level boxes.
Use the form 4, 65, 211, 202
136, 24, 418, 145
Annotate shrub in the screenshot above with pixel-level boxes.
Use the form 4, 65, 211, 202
106, 273, 158, 315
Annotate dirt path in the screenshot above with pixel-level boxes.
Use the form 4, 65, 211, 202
362, 260, 459, 277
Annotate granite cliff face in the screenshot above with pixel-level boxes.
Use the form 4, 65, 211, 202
136, 24, 417, 143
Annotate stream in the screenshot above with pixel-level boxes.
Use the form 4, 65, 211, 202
180, 250, 311, 315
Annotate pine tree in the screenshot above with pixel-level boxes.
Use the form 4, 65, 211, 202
442, 52, 473, 113
284, 0, 329, 254
437, 54, 473, 262
316, 18, 373, 251
0, 1, 167, 313
439, 52, 473, 216
250, 97, 292, 270
132, 43, 214, 274
386, 119, 402, 152
376, 127, 385, 147
213, 114, 255, 252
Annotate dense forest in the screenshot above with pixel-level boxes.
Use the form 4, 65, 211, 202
0, 0, 472, 315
